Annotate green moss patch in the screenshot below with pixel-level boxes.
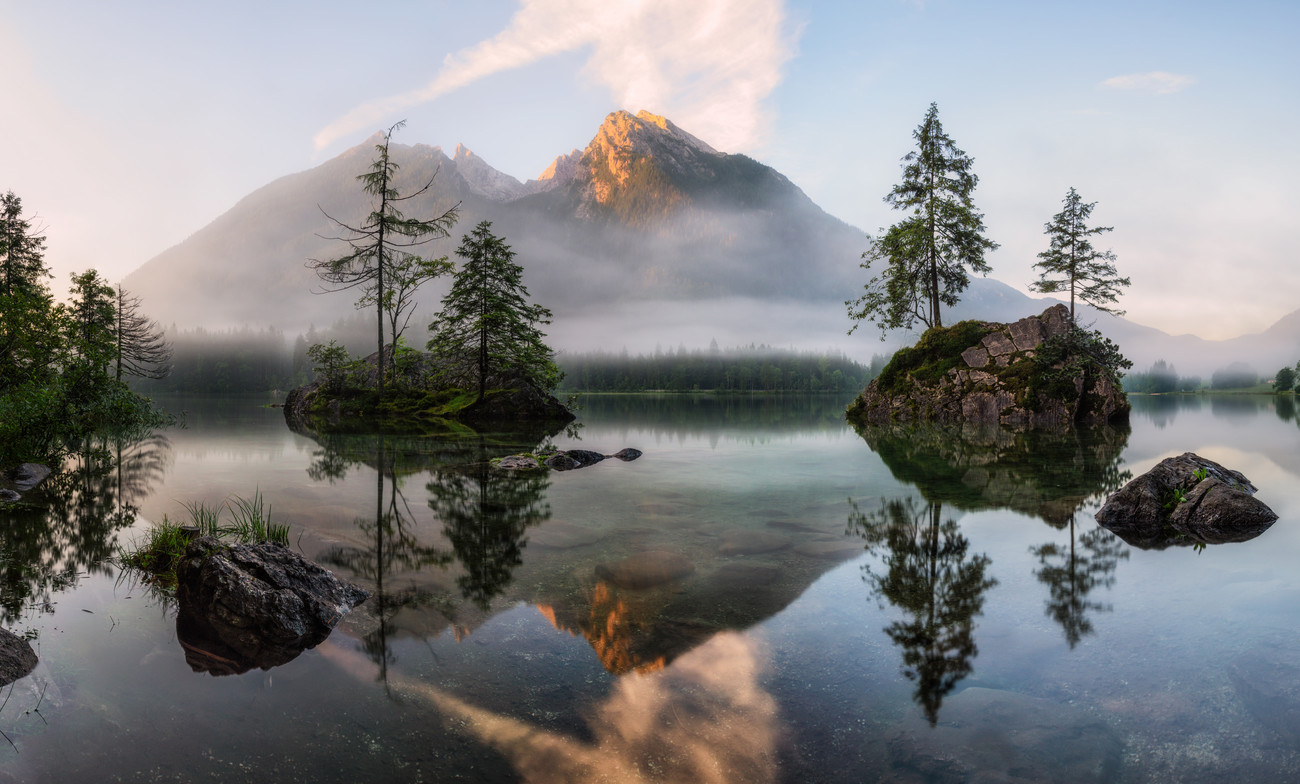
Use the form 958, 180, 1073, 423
875, 320, 995, 395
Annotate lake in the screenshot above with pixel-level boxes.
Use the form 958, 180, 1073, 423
1, 392, 1299, 783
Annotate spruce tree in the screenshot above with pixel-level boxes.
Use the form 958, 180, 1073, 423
848, 103, 997, 337
1031, 187, 1128, 325
308, 121, 459, 404
427, 221, 560, 403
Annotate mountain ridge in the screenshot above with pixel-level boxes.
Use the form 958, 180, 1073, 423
121, 110, 1299, 376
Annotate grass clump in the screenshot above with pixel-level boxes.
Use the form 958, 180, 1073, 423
875, 320, 994, 395
119, 490, 289, 591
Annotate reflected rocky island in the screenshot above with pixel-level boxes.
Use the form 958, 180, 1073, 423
291, 419, 872, 678
854, 422, 1130, 527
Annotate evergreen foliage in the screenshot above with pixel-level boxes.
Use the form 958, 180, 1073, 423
427, 221, 561, 402
1274, 366, 1295, 393
115, 285, 173, 381
1211, 363, 1260, 390
308, 121, 459, 400
848, 103, 997, 338
1031, 187, 1129, 324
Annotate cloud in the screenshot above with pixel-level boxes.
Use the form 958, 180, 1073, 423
313, 0, 795, 154
1101, 71, 1196, 95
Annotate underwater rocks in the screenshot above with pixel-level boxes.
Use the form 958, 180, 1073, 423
176, 537, 370, 675
1094, 453, 1278, 549
0, 627, 37, 686
496, 448, 643, 471
595, 550, 695, 589
886, 687, 1123, 783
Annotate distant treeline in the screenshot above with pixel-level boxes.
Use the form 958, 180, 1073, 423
555, 345, 885, 393
129, 314, 388, 395
1123, 359, 1272, 393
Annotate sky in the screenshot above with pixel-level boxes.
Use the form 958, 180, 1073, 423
1, 0, 1296, 341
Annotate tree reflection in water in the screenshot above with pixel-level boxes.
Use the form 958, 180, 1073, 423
307, 431, 552, 684
848, 497, 996, 725
427, 455, 552, 610
1029, 513, 1128, 648
0, 430, 171, 625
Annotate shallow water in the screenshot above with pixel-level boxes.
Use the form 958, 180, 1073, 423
1, 392, 1299, 782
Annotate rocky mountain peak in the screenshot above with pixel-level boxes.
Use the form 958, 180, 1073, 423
450, 142, 526, 202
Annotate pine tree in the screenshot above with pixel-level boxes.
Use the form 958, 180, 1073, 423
308, 121, 459, 404
1031, 187, 1128, 325
848, 103, 997, 337
427, 221, 560, 403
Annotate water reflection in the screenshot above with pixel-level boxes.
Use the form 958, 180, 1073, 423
855, 423, 1130, 527
322, 630, 781, 784
427, 458, 552, 609
1276, 395, 1296, 423
0, 432, 171, 625
1029, 514, 1128, 648
848, 497, 997, 725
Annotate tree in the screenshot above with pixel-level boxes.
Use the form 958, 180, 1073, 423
1031, 187, 1128, 325
0, 191, 55, 389
848, 103, 997, 337
427, 221, 561, 403
114, 285, 173, 381
357, 252, 452, 369
1275, 365, 1295, 393
307, 121, 459, 403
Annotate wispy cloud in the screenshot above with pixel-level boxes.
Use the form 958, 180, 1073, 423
313, 0, 796, 154
1101, 71, 1196, 95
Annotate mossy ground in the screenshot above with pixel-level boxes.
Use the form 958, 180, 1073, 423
874, 320, 995, 396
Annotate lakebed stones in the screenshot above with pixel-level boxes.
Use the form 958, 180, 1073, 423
595, 550, 695, 589
886, 687, 1123, 783
176, 537, 369, 675
1094, 452, 1278, 549
497, 448, 643, 471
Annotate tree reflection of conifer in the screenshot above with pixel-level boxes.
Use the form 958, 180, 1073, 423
1029, 513, 1128, 648
848, 497, 997, 726
427, 451, 551, 611
317, 439, 454, 686
0, 431, 170, 625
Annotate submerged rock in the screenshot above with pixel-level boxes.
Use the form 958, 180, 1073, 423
497, 448, 641, 471
0, 627, 37, 686
1094, 452, 1277, 549
611, 448, 642, 461
176, 537, 370, 675
496, 455, 541, 470
595, 550, 695, 589
886, 687, 1123, 783
7, 464, 50, 492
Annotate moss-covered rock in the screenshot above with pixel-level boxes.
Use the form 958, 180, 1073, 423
847, 305, 1129, 428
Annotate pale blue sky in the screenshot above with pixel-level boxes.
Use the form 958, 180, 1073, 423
2, 0, 1296, 339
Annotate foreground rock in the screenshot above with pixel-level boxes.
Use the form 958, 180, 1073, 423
176, 537, 370, 675
1094, 452, 1278, 549
0, 627, 37, 686
847, 305, 1129, 427
0, 463, 52, 504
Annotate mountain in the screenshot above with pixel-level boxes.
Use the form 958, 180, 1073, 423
123, 110, 1300, 375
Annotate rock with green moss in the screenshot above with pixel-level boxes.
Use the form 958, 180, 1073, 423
847, 305, 1129, 428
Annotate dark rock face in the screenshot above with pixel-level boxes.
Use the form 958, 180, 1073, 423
497, 448, 641, 471
0, 627, 37, 686
611, 448, 643, 461
0, 463, 52, 504
1094, 453, 1278, 549
176, 537, 370, 675
848, 305, 1129, 428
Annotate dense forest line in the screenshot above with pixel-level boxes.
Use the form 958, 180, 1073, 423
555, 345, 884, 393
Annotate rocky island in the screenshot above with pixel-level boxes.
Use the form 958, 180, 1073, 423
847, 305, 1130, 428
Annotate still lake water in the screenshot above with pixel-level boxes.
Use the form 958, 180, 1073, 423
2, 392, 1300, 782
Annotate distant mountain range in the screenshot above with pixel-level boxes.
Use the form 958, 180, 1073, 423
124, 110, 1299, 377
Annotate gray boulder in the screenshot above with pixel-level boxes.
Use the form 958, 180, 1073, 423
0, 627, 37, 686
1094, 452, 1277, 549
176, 537, 369, 675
